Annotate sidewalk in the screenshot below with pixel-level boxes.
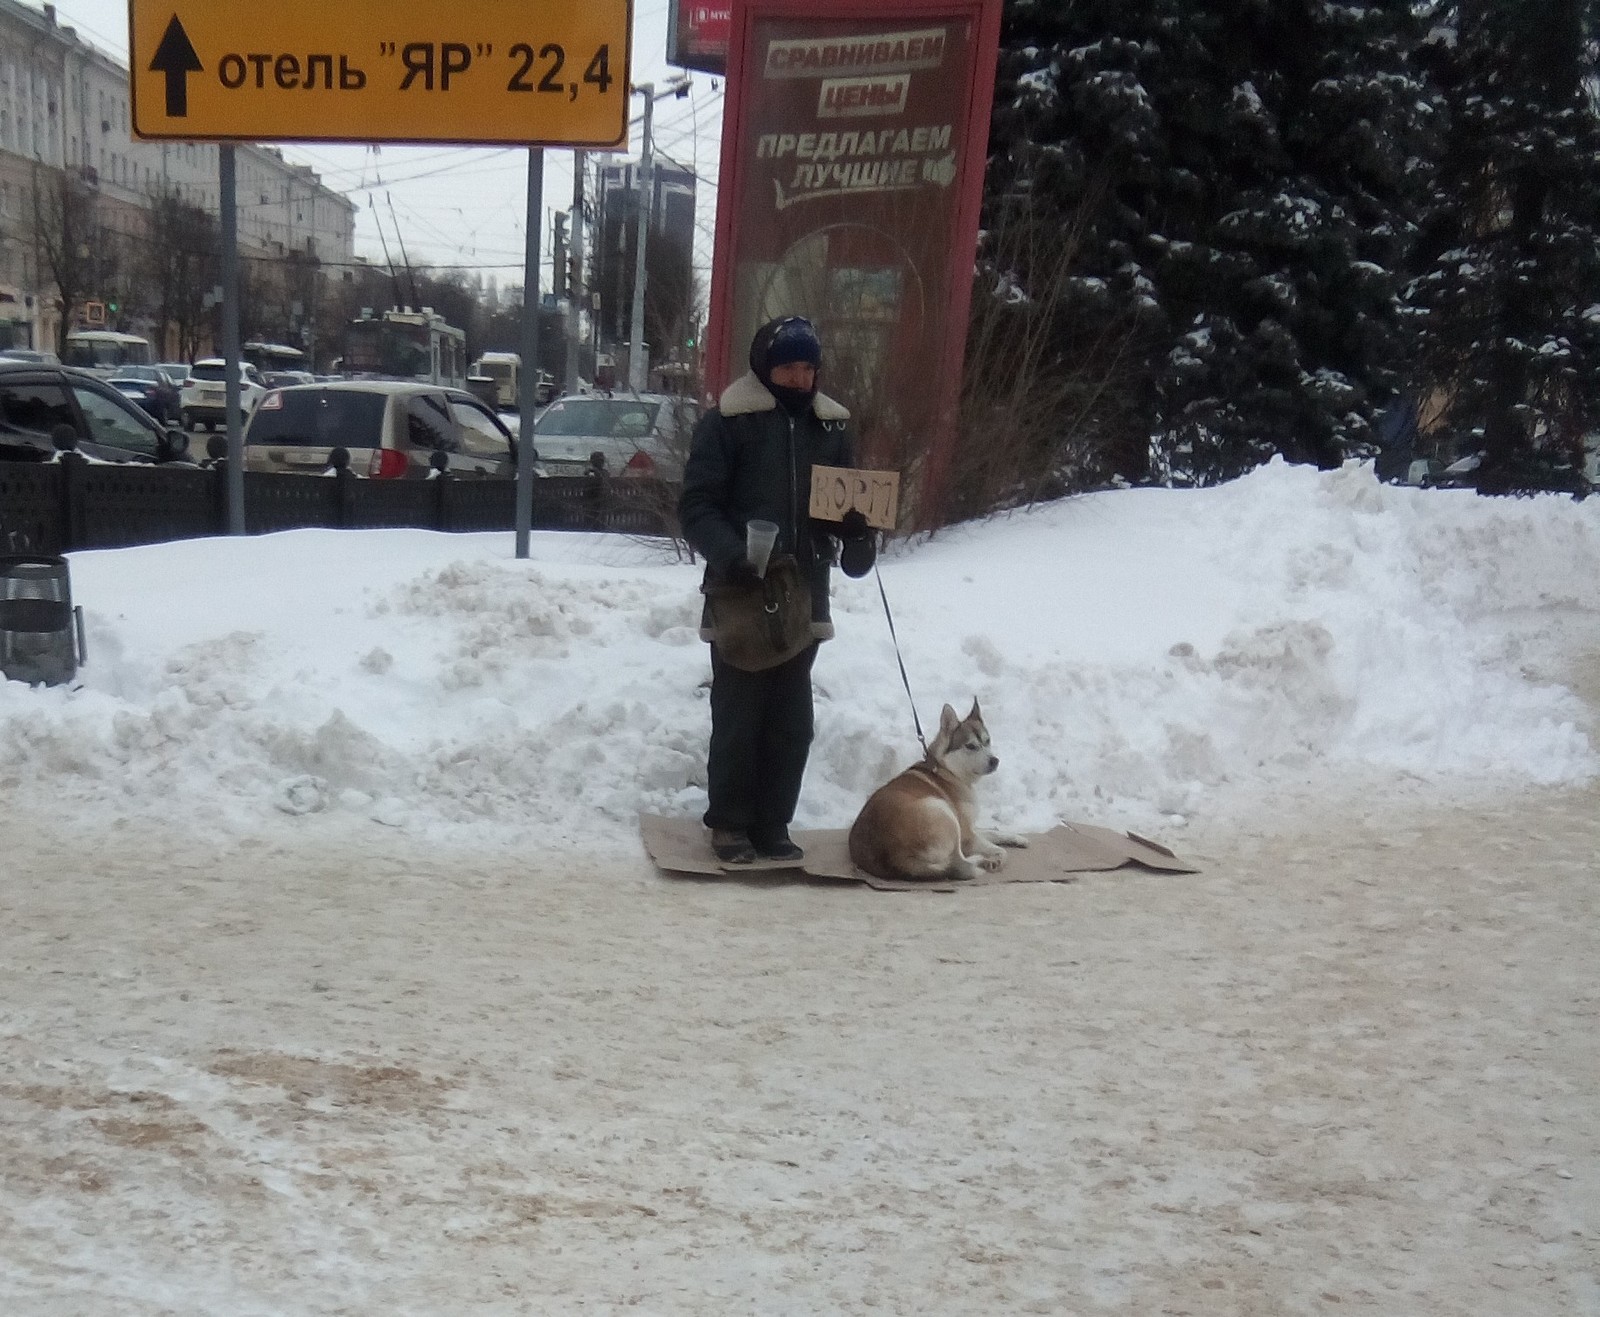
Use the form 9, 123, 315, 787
1, 766, 1596, 1314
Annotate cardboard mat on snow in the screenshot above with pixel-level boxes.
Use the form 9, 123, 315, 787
639, 814, 1200, 892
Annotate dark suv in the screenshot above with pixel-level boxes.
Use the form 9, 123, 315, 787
0, 359, 190, 464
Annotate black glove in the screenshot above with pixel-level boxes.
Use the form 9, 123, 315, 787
839, 509, 872, 540
839, 522, 877, 579
723, 557, 764, 588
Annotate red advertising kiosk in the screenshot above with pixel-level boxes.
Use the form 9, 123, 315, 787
705, 0, 1003, 526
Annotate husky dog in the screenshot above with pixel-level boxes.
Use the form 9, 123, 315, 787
848, 700, 1029, 882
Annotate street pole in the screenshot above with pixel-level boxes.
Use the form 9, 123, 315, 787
567, 148, 584, 397
627, 85, 653, 393
515, 147, 544, 560
219, 144, 243, 535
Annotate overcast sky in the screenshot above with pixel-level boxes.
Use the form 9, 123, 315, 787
47, 0, 725, 295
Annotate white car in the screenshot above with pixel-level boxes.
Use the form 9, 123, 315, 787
180, 358, 267, 431
531, 392, 699, 481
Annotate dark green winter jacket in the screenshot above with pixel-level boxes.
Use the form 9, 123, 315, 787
678, 371, 876, 640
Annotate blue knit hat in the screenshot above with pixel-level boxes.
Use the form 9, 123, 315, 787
750, 316, 822, 378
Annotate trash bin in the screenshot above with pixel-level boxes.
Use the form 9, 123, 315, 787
0, 555, 85, 686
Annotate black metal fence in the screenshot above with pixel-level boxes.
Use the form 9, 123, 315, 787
0, 457, 681, 554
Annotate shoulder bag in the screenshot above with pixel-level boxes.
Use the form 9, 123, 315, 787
703, 554, 813, 671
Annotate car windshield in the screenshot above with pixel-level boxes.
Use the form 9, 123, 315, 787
117, 367, 161, 382
248, 389, 388, 447
535, 398, 662, 439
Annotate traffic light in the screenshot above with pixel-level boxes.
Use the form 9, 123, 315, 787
107, 300, 119, 315
567, 253, 581, 300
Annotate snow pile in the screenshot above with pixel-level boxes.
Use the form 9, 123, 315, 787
2, 459, 1595, 850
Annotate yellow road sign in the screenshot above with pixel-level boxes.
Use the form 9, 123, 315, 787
129, 0, 633, 147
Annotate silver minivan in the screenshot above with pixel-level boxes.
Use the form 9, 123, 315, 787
243, 380, 515, 477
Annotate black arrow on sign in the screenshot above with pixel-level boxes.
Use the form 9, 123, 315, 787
149, 15, 203, 118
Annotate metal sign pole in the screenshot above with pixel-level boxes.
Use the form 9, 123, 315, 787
567, 148, 585, 397
515, 147, 544, 559
219, 143, 244, 535
627, 87, 654, 392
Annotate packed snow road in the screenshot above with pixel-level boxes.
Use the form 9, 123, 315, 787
1, 767, 1596, 1314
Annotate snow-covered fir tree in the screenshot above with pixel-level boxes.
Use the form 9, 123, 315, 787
986, 0, 1439, 485
1405, 0, 1600, 493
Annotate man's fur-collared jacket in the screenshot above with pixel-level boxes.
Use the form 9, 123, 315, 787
678, 371, 875, 641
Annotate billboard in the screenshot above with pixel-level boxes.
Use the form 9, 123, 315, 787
705, 0, 1002, 524
667, 0, 732, 75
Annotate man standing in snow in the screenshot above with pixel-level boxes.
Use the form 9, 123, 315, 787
678, 316, 877, 864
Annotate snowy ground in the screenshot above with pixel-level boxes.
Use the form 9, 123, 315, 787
2, 460, 1598, 1312
5, 458, 1598, 846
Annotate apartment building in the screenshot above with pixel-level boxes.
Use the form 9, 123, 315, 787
0, 0, 355, 351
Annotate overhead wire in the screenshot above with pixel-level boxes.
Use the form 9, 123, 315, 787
48, 5, 129, 59
280, 144, 508, 180
77, 213, 529, 271
70, 31, 725, 287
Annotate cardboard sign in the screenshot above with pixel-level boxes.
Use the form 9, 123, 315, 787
809, 465, 899, 528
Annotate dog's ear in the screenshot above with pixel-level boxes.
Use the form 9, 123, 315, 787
939, 703, 960, 736
968, 698, 982, 724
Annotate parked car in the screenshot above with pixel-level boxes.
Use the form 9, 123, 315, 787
0, 359, 189, 464
530, 371, 558, 408
0, 348, 61, 365
530, 392, 699, 481
1419, 449, 1592, 495
107, 365, 183, 424
262, 369, 317, 389
243, 380, 515, 478
181, 358, 268, 431
156, 361, 191, 384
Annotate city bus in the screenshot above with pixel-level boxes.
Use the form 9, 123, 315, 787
341, 307, 466, 389
62, 330, 154, 378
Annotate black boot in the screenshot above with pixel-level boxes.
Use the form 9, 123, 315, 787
751, 827, 804, 862
711, 829, 757, 864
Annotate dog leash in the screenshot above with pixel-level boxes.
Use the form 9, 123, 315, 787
874, 562, 928, 753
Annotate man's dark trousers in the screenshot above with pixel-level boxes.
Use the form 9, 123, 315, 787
704, 641, 819, 841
